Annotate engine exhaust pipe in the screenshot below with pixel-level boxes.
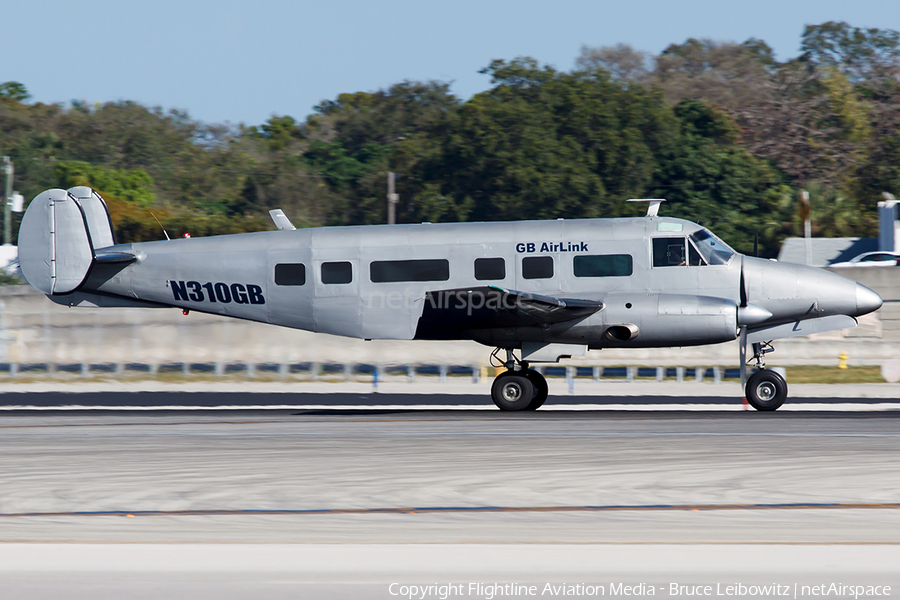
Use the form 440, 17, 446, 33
604, 324, 639, 341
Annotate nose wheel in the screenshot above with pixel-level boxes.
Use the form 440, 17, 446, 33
745, 368, 788, 411
740, 336, 788, 411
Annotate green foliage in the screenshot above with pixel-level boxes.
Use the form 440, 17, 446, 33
650, 101, 782, 254
818, 67, 873, 145
0, 272, 24, 286
423, 59, 680, 222
255, 115, 303, 151
2, 22, 898, 255
0, 82, 30, 103
54, 161, 156, 206
801, 21, 900, 82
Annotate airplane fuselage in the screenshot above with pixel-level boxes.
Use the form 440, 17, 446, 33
21, 187, 883, 410
67, 217, 742, 347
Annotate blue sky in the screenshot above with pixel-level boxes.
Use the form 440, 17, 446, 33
6, 0, 900, 126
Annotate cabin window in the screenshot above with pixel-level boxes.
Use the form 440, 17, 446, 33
321, 261, 353, 284
475, 257, 505, 281
574, 254, 633, 277
522, 256, 554, 279
370, 259, 450, 283
652, 238, 685, 267
274, 263, 306, 286
657, 222, 683, 232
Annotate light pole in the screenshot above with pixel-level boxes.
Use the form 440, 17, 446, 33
387, 171, 398, 225
2, 157, 24, 246
2, 157, 12, 246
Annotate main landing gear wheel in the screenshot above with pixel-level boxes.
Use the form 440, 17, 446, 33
491, 371, 535, 411
745, 369, 788, 412
523, 369, 548, 410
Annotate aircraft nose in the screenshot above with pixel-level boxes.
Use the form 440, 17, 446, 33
856, 283, 883, 316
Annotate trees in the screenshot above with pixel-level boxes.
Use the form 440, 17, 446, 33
1, 23, 897, 253
0, 82, 30, 103
800, 21, 900, 84
421, 59, 679, 222
652, 38, 777, 110
619, 24, 900, 239
575, 43, 652, 83
302, 81, 460, 225
645, 100, 784, 254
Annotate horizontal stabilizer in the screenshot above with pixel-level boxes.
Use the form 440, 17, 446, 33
93, 248, 136, 264
47, 290, 166, 309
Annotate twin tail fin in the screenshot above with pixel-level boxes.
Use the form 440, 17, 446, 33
18, 187, 129, 295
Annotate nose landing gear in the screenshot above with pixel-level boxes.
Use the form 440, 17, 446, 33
744, 341, 788, 411
490, 349, 549, 411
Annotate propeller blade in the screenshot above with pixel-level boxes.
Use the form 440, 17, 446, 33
739, 257, 748, 308
739, 254, 749, 388
754, 233, 759, 258
739, 326, 748, 389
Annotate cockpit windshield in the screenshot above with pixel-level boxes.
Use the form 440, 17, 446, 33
689, 229, 734, 265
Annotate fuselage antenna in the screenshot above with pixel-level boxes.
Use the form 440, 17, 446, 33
627, 198, 666, 217
150, 212, 170, 241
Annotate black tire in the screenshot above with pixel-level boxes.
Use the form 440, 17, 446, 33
491, 372, 535, 411
745, 369, 787, 411
523, 369, 549, 410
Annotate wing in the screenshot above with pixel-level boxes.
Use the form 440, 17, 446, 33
414, 285, 603, 339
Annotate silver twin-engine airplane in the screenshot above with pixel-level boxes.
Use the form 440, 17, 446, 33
18, 188, 883, 411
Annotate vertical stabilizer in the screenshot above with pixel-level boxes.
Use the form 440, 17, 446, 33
18, 189, 94, 295
67, 186, 116, 249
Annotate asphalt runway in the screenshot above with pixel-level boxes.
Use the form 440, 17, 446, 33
1, 394, 898, 598
1, 390, 899, 409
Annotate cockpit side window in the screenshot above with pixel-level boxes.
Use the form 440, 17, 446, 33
688, 242, 706, 266
652, 238, 686, 267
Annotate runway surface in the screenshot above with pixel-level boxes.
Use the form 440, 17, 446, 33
1, 389, 899, 411
1, 392, 898, 598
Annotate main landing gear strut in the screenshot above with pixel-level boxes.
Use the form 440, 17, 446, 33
743, 340, 788, 412
489, 348, 548, 411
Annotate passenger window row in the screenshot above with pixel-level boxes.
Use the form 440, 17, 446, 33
274, 254, 633, 286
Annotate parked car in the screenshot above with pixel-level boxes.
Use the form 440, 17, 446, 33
829, 251, 900, 267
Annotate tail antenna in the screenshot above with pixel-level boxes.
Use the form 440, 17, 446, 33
150, 212, 170, 241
